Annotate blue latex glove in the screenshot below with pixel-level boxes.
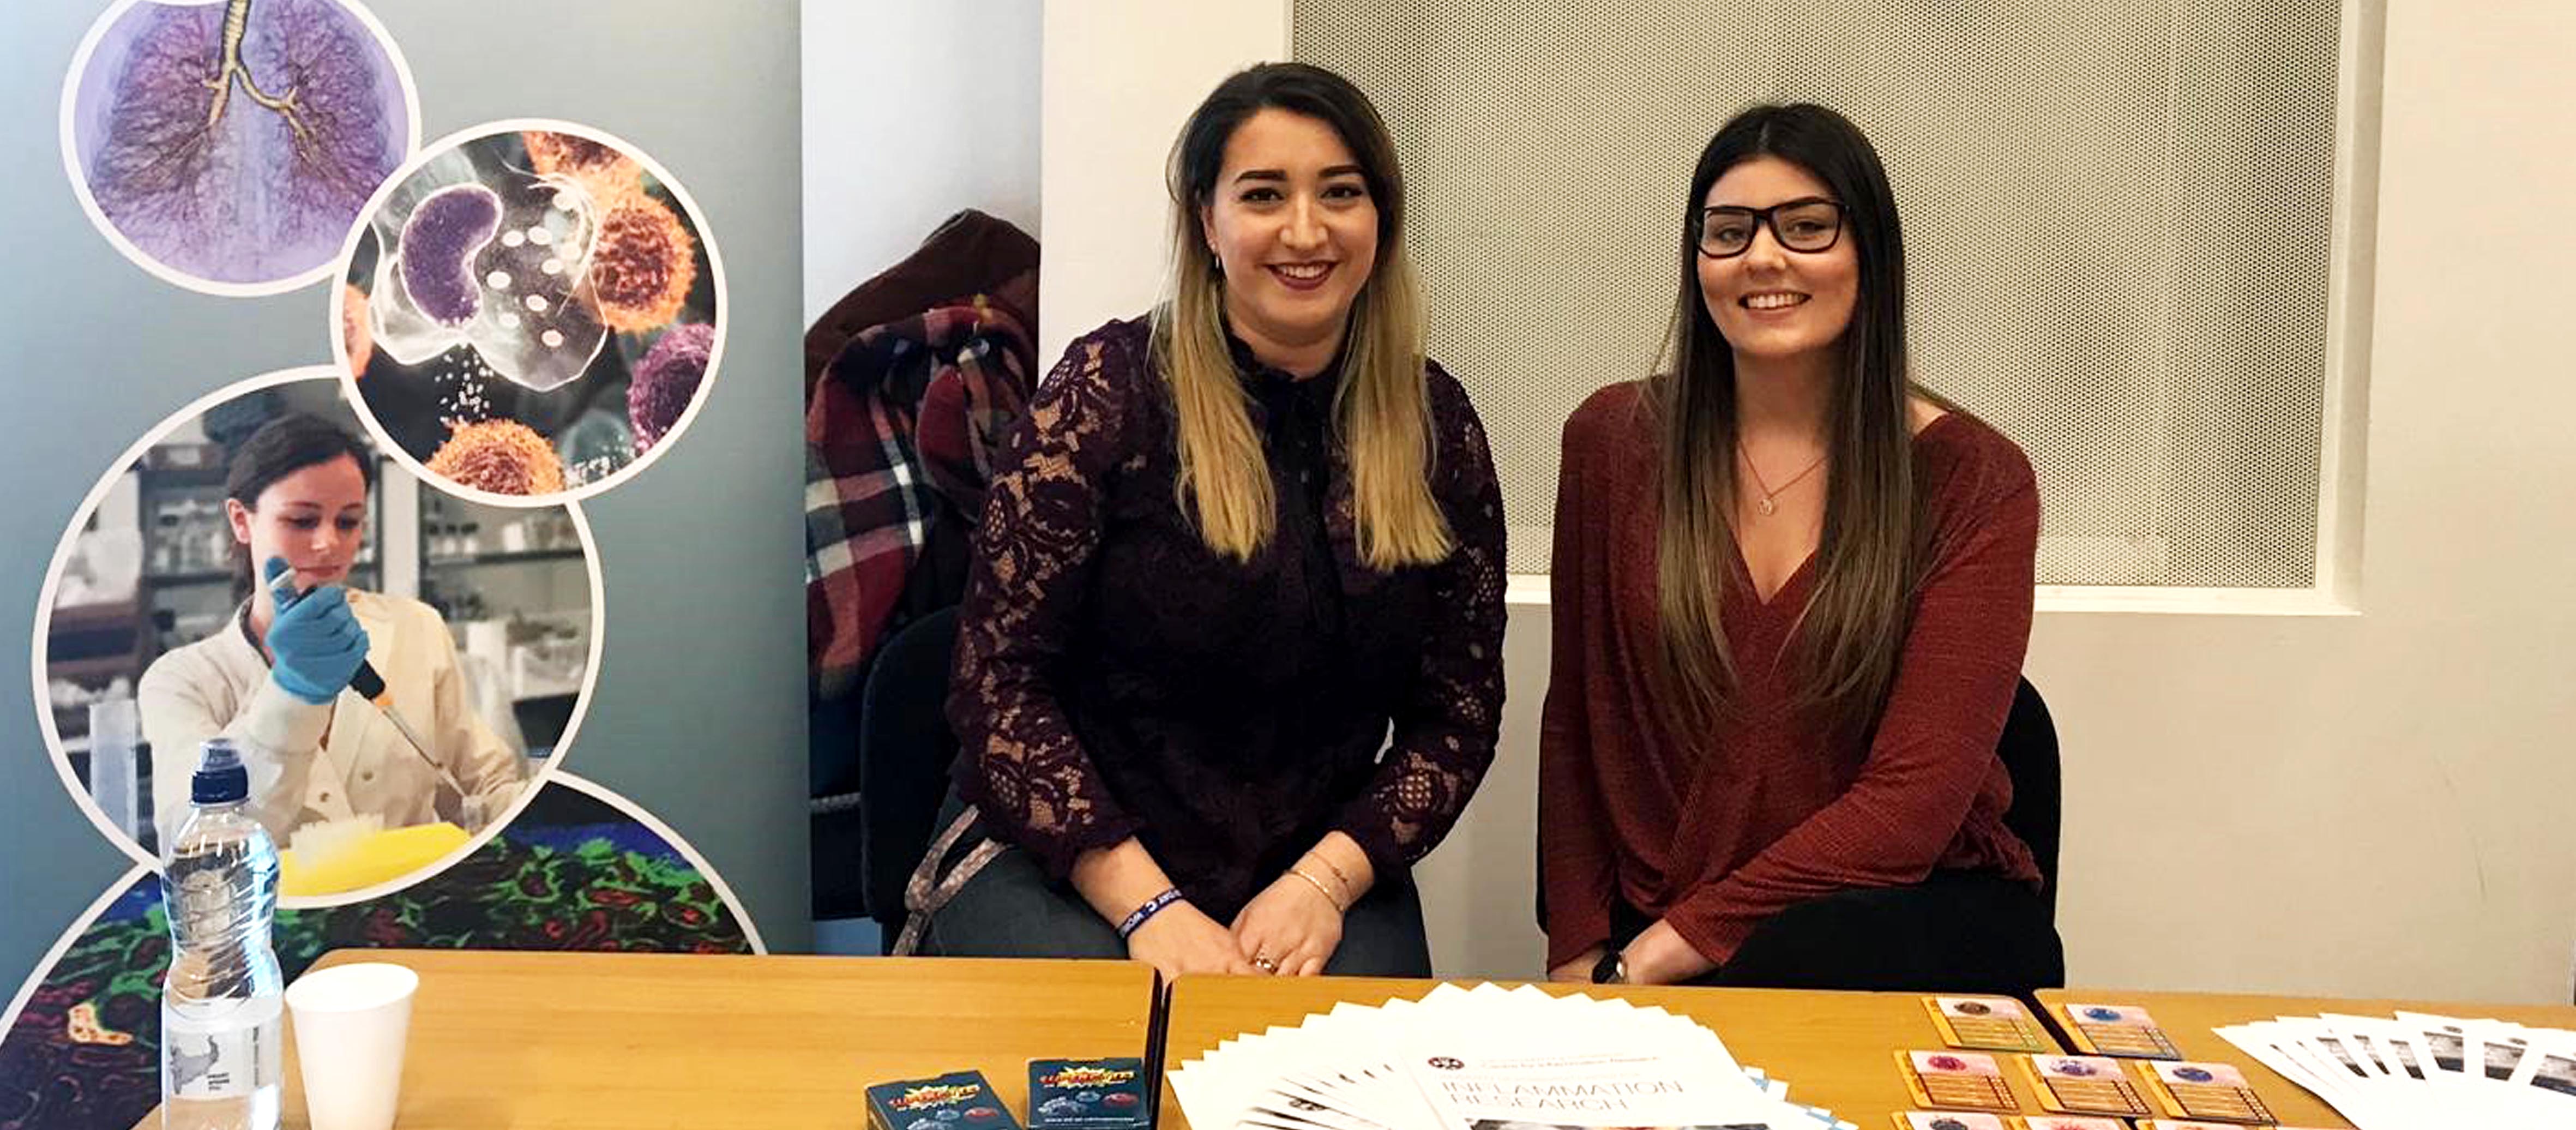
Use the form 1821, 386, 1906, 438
262, 557, 370, 705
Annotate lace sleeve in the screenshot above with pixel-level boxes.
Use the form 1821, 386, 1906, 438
1334, 363, 1508, 876
946, 327, 1147, 877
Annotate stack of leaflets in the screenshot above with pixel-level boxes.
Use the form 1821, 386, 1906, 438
1166, 983, 1855, 1130
2213, 1009, 2576, 1125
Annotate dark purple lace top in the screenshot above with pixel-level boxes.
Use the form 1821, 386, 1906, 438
947, 316, 1507, 919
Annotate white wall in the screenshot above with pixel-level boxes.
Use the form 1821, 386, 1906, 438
2026, 0, 2576, 1005
1036, 0, 1287, 365
801, 0, 1043, 326
1040, 0, 2576, 1005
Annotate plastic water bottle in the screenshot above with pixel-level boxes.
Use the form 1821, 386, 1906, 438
160, 738, 282, 1130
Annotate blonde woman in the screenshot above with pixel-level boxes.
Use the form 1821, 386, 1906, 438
915, 63, 1506, 979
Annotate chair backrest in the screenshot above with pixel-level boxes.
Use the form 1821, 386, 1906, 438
857, 606, 964, 929
1994, 676, 2062, 916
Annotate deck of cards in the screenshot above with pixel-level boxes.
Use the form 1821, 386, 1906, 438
2214, 1009, 2576, 1126
1166, 982, 1858, 1130
867, 1071, 1025, 1130
1029, 1058, 1149, 1130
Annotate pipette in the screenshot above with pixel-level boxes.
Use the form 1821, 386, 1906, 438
268, 566, 466, 799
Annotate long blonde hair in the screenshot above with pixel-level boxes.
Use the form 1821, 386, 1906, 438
1149, 63, 1450, 570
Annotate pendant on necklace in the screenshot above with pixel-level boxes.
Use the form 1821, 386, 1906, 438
1759, 496, 1778, 516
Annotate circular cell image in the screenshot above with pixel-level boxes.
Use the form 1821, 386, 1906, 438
1925, 1055, 1967, 1072
32, 368, 604, 905
335, 119, 725, 506
61, 0, 418, 296
2048, 1059, 2096, 1077
2083, 1007, 2123, 1021
1953, 1000, 1993, 1015
2174, 1066, 2216, 1083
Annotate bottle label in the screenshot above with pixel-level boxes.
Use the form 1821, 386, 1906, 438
162, 995, 281, 1100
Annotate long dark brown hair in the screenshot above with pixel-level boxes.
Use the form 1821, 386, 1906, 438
1648, 103, 1931, 743
224, 412, 376, 600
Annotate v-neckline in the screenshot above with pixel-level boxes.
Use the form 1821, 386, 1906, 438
1734, 544, 1817, 609
1720, 411, 1969, 608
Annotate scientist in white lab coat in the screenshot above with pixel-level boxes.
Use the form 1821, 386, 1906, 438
140, 412, 525, 848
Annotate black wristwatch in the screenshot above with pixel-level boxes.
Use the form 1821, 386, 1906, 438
1591, 949, 1627, 985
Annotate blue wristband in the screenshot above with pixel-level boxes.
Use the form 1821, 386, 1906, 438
1116, 887, 1184, 940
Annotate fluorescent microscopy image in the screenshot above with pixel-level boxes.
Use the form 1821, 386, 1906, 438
339, 121, 723, 503
64, 0, 414, 293
426, 419, 566, 497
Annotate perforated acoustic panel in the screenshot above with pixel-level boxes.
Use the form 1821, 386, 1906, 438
1295, 0, 2341, 586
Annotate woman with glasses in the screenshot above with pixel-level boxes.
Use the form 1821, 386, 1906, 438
911, 63, 1506, 980
1538, 104, 2058, 989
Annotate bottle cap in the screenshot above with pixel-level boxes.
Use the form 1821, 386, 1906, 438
191, 737, 249, 804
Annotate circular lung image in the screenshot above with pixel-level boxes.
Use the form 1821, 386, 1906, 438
61, 0, 417, 296
35, 368, 601, 901
336, 119, 724, 505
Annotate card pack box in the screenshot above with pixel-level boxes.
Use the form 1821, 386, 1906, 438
868, 1071, 1024, 1130
1027, 1057, 1150, 1130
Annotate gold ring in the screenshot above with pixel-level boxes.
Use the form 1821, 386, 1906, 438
1252, 953, 1279, 973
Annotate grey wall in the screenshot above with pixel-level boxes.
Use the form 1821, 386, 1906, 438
0, 0, 810, 984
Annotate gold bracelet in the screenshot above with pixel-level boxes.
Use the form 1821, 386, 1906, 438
1287, 867, 1346, 912
1303, 851, 1355, 901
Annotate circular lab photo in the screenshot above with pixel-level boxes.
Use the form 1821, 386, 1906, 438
34, 368, 603, 905
59, 0, 419, 296
334, 118, 725, 505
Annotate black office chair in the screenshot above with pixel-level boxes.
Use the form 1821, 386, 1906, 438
1539, 676, 2065, 992
853, 606, 965, 946
1994, 676, 2062, 915
1713, 676, 2064, 992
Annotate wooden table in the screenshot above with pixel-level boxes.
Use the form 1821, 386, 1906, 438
2037, 988, 2576, 1128
139, 948, 1160, 1129
1155, 977, 2066, 1130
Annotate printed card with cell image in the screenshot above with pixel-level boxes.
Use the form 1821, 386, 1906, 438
2139, 1060, 2276, 1124
1925, 996, 2052, 1053
1897, 1050, 2020, 1112
1891, 1112, 2019, 1130
2017, 1055, 2151, 1117
2057, 1002, 2183, 1060
2019, 1118, 2129, 1130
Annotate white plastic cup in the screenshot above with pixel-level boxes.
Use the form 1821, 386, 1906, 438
285, 962, 419, 1130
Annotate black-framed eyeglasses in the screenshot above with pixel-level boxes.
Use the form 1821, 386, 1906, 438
1696, 198, 1845, 258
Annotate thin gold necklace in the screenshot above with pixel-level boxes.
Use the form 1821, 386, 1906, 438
1738, 441, 1827, 516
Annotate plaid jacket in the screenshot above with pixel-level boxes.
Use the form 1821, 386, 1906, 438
805, 298, 1035, 699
